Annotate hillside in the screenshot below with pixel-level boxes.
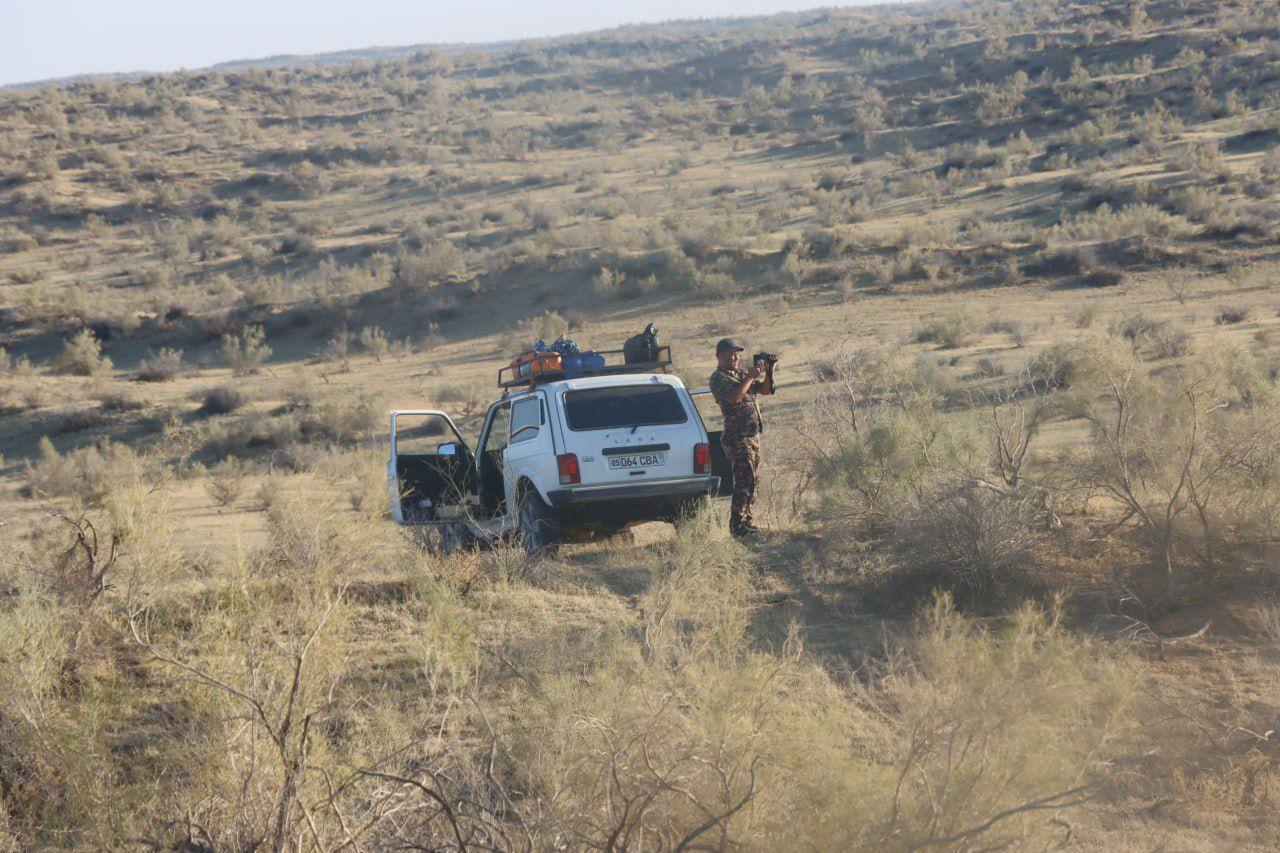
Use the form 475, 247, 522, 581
4, 0, 1280, 848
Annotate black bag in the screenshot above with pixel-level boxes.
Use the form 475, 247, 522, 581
623, 323, 660, 364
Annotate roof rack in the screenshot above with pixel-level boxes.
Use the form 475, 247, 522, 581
498, 346, 672, 390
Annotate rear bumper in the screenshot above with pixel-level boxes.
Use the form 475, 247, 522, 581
547, 476, 718, 508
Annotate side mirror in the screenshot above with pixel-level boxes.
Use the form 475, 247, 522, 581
437, 442, 459, 457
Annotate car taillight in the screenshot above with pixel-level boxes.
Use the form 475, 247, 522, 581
694, 443, 711, 474
557, 453, 580, 485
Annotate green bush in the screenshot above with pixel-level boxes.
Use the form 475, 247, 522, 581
220, 325, 271, 376
913, 309, 978, 349
1027, 342, 1081, 390
136, 347, 183, 382
24, 437, 140, 506
52, 330, 113, 376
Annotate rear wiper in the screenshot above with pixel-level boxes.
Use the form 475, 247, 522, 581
628, 422, 641, 434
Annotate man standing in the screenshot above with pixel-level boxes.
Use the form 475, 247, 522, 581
709, 338, 767, 539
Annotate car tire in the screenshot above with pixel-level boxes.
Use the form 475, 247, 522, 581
518, 489, 562, 555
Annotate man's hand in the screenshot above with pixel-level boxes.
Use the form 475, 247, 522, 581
726, 367, 762, 404
746, 365, 763, 381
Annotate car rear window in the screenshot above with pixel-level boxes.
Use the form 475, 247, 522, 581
564, 385, 688, 431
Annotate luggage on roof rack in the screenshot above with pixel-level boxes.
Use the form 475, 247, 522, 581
510, 351, 563, 381
497, 345, 672, 389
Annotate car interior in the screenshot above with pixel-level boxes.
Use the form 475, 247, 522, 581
394, 415, 474, 521
477, 402, 511, 516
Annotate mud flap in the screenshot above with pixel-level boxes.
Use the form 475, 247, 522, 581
706, 430, 734, 498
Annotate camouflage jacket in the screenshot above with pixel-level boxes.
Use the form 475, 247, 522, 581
709, 367, 763, 439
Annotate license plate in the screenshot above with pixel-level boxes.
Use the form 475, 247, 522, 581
608, 452, 665, 470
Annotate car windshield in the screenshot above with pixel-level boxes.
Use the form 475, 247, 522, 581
563, 385, 687, 431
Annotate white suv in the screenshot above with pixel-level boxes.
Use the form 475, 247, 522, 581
388, 372, 733, 552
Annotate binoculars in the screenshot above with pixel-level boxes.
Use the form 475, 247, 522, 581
753, 352, 778, 394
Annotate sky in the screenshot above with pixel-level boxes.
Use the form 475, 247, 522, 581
2, 0, 894, 86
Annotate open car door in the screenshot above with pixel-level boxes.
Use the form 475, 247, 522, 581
388, 410, 476, 524
688, 387, 734, 498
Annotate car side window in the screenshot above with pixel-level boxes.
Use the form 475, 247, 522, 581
508, 397, 541, 445
484, 403, 512, 454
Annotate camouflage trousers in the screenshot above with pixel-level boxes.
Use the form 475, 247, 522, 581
722, 433, 761, 531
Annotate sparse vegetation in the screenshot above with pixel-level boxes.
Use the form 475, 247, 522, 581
5, 0, 1280, 846
136, 347, 184, 382
205, 456, 247, 506
220, 325, 271, 376
51, 329, 113, 376
913, 309, 978, 349
198, 386, 244, 416
1215, 305, 1252, 325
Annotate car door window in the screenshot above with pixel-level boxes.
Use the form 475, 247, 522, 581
509, 398, 541, 445
484, 404, 512, 454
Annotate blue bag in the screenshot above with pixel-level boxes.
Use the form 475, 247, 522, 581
562, 354, 583, 378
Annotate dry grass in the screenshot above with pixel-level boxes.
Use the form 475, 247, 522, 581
0, 486, 1172, 849
4, 0, 1280, 845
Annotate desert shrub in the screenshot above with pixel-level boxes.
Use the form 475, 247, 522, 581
1215, 305, 1252, 325
136, 347, 183, 381
1114, 313, 1168, 348
52, 329, 113, 376
1026, 342, 1081, 390
0, 346, 32, 376
319, 326, 351, 365
1172, 185, 1224, 222
1069, 339, 1280, 611
277, 230, 317, 255
1083, 266, 1124, 288
881, 486, 1044, 610
502, 310, 568, 356
297, 393, 381, 444
418, 320, 444, 352
198, 386, 244, 416
357, 325, 390, 360
913, 308, 978, 348
24, 437, 141, 506
501, 519, 1140, 849
1225, 264, 1252, 290
394, 240, 467, 289
239, 274, 283, 308
799, 348, 984, 534
220, 325, 271, 375
56, 407, 108, 433
974, 356, 1005, 378
436, 382, 486, 417
781, 240, 812, 286
1073, 302, 1101, 329
1151, 327, 1192, 359
0, 490, 1143, 849
9, 265, 44, 284
205, 457, 247, 507
996, 255, 1022, 285
592, 266, 624, 297
1053, 203, 1190, 243
985, 318, 1025, 347
98, 392, 142, 413
1034, 245, 1094, 278
529, 204, 562, 230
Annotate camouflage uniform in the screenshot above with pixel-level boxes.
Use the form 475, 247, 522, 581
709, 367, 763, 532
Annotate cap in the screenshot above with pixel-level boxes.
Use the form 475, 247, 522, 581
716, 337, 745, 354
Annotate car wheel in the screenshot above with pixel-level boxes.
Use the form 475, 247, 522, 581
518, 489, 562, 555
